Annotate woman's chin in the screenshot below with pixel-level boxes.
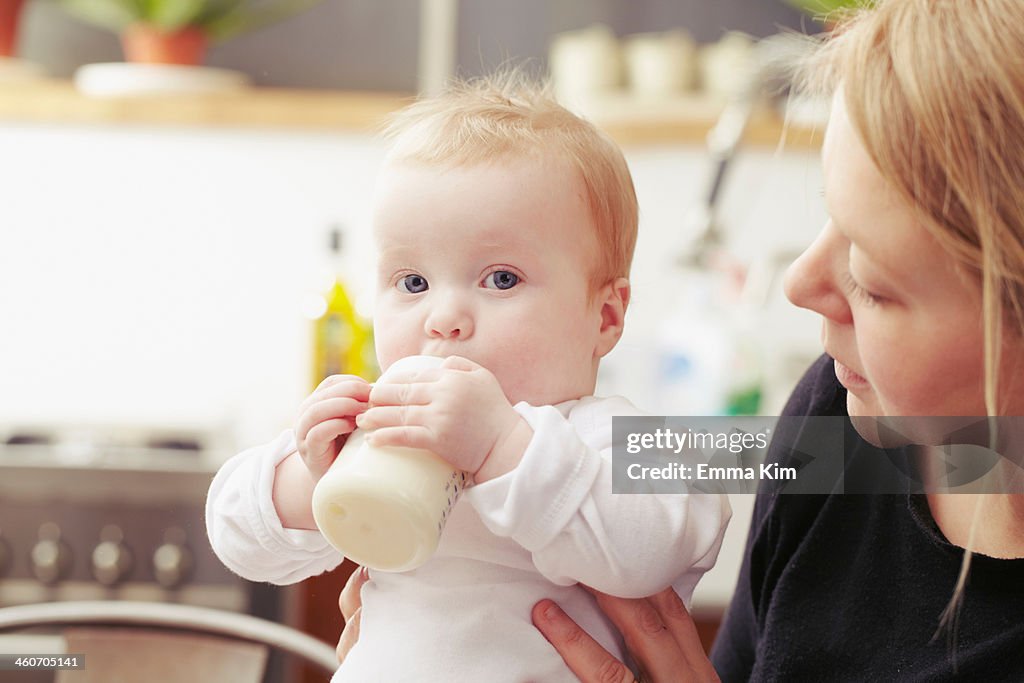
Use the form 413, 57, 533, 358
847, 393, 888, 448
846, 388, 876, 417
847, 394, 930, 449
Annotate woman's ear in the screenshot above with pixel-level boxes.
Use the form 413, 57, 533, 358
594, 277, 630, 358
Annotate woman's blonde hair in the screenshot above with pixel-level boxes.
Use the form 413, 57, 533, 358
800, 0, 1024, 654
379, 71, 639, 295
805, 0, 1024, 410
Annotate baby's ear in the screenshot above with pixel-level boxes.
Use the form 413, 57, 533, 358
595, 277, 630, 358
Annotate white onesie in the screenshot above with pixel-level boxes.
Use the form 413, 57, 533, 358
206, 396, 730, 682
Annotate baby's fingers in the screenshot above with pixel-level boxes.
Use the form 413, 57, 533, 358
299, 418, 356, 476
297, 397, 369, 438
299, 377, 371, 413
364, 425, 434, 451
356, 405, 429, 431
305, 417, 358, 445
367, 381, 433, 407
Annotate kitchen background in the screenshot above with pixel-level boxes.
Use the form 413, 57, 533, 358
19, 0, 813, 88
1, 0, 830, 678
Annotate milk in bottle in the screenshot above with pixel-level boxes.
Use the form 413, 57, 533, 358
311, 355, 467, 572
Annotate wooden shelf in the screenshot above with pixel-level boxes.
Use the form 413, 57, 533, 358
0, 80, 410, 132
0, 79, 822, 148
576, 92, 824, 149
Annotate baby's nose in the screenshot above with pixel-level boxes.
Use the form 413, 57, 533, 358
424, 299, 473, 340
431, 323, 463, 339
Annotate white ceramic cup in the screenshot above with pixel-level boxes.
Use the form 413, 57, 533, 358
311, 355, 467, 572
549, 24, 622, 109
624, 30, 697, 98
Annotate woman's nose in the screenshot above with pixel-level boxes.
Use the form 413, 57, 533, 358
424, 294, 474, 340
783, 224, 853, 325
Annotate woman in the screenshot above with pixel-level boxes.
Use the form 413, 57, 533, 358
339, 0, 1024, 679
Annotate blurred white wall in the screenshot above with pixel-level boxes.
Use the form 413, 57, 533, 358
0, 124, 383, 444
0, 123, 825, 447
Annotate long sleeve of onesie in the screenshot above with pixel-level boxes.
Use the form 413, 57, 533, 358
209, 397, 729, 682
206, 429, 343, 584
465, 396, 731, 600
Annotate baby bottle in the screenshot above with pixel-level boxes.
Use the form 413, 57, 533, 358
311, 355, 467, 572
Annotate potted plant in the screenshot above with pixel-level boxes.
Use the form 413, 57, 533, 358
58, 0, 323, 66
783, 0, 875, 27
0, 0, 28, 58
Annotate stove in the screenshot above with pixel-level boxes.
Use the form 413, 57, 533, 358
0, 423, 284, 618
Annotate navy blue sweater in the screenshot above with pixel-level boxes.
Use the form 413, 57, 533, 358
710, 355, 1024, 681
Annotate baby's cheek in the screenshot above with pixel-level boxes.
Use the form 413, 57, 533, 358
373, 318, 414, 372
485, 349, 532, 400
486, 337, 554, 403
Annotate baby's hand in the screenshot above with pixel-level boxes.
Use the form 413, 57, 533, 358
295, 374, 372, 480
356, 356, 529, 478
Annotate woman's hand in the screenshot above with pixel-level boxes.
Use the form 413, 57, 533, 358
337, 566, 370, 664
531, 586, 720, 683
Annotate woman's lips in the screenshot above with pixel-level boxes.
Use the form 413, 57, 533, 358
834, 358, 870, 389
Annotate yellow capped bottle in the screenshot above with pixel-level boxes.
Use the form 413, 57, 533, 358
311, 228, 376, 388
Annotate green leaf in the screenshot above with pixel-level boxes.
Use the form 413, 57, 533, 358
203, 0, 325, 42
58, 0, 141, 32
783, 0, 876, 20
146, 0, 209, 31
55, 0, 324, 39
193, 0, 248, 26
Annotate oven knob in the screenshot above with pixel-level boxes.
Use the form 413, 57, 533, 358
0, 531, 11, 577
31, 522, 73, 585
91, 525, 134, 587
153, 528, 193, 589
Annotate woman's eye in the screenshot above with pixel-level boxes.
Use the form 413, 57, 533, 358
397, 274, 429, 293
856, 285, 882, 305
844, 273, 883, 306
483, 270, 520, 290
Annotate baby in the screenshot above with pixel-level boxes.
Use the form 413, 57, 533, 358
207, 74, 730, 682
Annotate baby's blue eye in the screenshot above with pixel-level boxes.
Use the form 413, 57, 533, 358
398, 274, 429, 293
484, 271, 519, 290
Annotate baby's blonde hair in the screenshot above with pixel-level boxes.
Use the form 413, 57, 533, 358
380, 71, 639, 295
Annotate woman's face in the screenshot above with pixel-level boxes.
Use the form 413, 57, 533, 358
784, 94, 997, 418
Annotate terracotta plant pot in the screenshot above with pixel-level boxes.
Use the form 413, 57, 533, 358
0, 0, 27, 58
121, 24, 208, 66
